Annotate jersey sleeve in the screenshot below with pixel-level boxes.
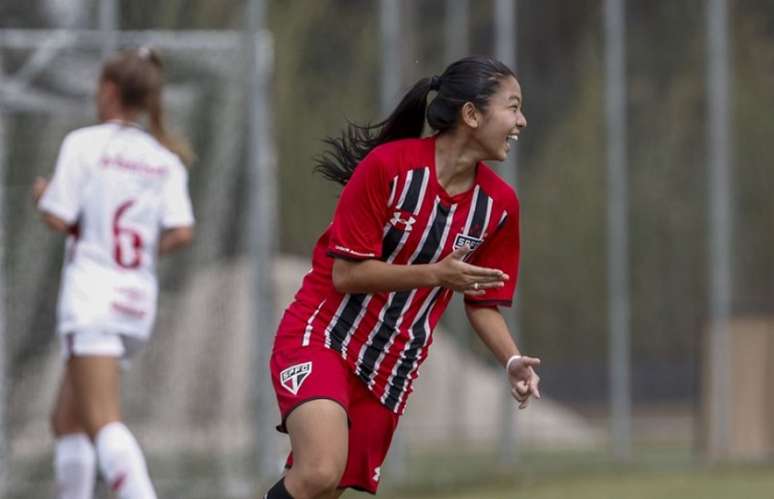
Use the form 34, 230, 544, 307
38, 133, 86, 224
464, 202, 520, 308
327, 150, 391, 260
161, 163, 195, 228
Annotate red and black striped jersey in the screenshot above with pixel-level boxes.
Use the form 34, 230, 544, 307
274, 136, 520, 414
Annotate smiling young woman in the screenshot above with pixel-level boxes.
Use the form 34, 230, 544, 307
262, 55, 539, 499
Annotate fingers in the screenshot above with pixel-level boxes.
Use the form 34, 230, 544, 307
510, 356, 541, 370
465, 264, 509, 282
509, 365, 541, 409
462, 280, 505, 296
450, 246, 471, 260
529, 373, 541, 399
511, 386, 530, 409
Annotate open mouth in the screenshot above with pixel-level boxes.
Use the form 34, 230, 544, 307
507, 134, 519, 143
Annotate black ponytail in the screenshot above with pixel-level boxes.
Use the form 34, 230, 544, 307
315, 77, 434, 186
315, 55, 515, 186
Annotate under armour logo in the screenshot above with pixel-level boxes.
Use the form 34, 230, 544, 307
372, 466, 381, 482
390, 211, 416, 231
280, 362, 312, 395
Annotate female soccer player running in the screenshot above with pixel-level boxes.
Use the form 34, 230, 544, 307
33, 48, 194, 499
263, 56, 540, 499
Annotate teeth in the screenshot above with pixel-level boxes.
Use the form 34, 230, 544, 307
507, 134, 519, 143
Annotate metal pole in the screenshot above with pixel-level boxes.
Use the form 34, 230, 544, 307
0, 60, 8, 498
442, 0, 472, 446
247, 0, 277, 481
495, 0, 520, 466
604, 0, 632, 461
380, 0, 400, 113
445, 0, 469, 62
98, 0, 118, 56
706, 0, 732, 460
380, 0, 408, 480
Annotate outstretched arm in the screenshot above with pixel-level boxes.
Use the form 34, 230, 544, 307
465, 303, 541, 409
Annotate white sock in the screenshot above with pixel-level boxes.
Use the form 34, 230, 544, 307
94, 422, 157, 499
55, 433, 97, 499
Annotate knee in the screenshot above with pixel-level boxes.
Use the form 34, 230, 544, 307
293, 461, 344, 497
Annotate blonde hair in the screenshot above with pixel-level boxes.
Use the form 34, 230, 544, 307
101, 48, 194, 166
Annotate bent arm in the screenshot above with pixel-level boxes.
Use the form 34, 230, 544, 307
159, 226, 194, 255
39, 212, 73, 235
332, 258, 439, 294
331, 246, 508, 295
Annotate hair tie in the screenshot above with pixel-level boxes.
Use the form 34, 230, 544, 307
430, 75, 442, 91
137, 46, 152, 60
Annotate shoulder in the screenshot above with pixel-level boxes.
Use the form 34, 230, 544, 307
367, 137, 432, 175
477, 162, 520, 215
60, 124, 114, 150
371, 137, 427, 157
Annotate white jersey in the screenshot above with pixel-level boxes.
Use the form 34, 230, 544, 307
39, 122, 194, 340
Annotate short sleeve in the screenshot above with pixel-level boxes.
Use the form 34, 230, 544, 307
327, 150, 391, 260
161, 163, 195, 228
38, 134, 85, 224
464, 204, 520, 307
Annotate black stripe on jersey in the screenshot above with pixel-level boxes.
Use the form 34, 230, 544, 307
382, 286, 444, 411
356, 199, 451, 385
326, 293, 367, 351
468, 187, 492, 239
400, 168, 427, 213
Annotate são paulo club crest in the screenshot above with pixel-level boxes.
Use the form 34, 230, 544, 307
453, 233, 484, 251
280, 362, 312, 395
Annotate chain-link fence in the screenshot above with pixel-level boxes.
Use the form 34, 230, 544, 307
3, 0, 774, 498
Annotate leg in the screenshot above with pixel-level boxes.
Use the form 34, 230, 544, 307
66, 356, 121, 438
51, 370, 96, 499
281, 399, 349, 499
68, 355, 157, 499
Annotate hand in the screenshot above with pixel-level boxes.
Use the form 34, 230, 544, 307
32, 177, 49, 204
434, 246, 508, 296
507, 355, 541, 409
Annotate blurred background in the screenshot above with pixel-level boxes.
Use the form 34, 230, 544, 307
2, 0, 774, 498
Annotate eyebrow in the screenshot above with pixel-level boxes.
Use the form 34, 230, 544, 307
508, 95, 522, 105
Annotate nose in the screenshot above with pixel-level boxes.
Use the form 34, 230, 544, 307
517, 111, 527, 129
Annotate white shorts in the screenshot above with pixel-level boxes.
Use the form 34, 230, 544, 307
60, 330, 145, 361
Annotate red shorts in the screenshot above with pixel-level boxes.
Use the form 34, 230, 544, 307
270, 345, 399, 494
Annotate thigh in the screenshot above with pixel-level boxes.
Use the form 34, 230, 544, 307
285, 398, 349, 471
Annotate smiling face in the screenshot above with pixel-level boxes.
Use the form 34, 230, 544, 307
469, 75, 527, 162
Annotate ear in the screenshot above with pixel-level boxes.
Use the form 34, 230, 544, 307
461, 101, 481, 129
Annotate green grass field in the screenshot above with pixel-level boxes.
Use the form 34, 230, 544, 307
381, 467, 774, 499
377, 447, 774, 499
